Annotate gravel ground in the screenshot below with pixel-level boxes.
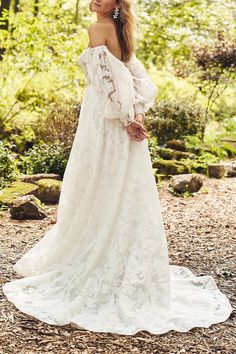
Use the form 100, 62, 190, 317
0, 175, 235, 354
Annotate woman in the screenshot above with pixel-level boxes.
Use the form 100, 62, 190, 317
2, 0, 232, 335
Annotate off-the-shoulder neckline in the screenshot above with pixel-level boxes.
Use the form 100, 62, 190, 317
84, 44, 126, 64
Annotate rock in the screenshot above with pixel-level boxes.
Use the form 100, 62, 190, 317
166, 139, 187, 152
226, 167, 236, 177
0, 181, 39, 206
19, 173, 61, 184
10, 195, 47, 220
35, 178, 62, 204
222, 161, 236, 177
153, 159, 190, 175
170, 173, 203, 193
208, 164, 225, 179
157, 147, 194, 161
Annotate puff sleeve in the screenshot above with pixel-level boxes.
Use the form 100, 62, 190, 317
124, 54, 157, 118
84, 46, 137, 127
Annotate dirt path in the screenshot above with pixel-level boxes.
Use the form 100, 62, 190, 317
0, 176, 235, 354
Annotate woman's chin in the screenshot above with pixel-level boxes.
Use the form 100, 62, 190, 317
92, 6, 102, 12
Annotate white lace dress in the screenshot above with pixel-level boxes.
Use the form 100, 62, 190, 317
2, 45, 232, 335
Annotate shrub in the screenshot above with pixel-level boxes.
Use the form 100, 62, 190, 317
146, 98, 206, 144
34, 100, 80, 150
1, 124, 37, 154
0, 142, 19, 189
20, 143, 69, 177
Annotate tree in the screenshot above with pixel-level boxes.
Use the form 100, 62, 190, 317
34, 0, 39, 17
14, 0, 19, 13
192, 31, 236, 132
0, 0, 11, 58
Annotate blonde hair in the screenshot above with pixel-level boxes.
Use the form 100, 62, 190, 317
89, 0, 136, 62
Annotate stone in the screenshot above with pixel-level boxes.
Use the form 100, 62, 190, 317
226, 167, 236, 177
222, 161, 236, 177
0, 181, 39, 206
153, 159, 190, 175
19, 173, 61, 184
171, 173, 203, 194
157, 147, 194, 161
35, 178, 62, 204
166, 139, 187, 152
208, 164, 225, 179
10, 195, 47, 220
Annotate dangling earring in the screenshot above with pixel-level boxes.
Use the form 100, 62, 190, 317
113, 7, 119, 19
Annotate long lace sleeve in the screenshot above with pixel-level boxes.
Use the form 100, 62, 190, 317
124, 54, 157, 118
85, 46, 137, 127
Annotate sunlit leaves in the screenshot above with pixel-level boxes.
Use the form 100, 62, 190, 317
135, 0, 236, 69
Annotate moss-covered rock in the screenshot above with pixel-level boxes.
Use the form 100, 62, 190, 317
157, 147, 194, 161
166, 139, 187, 152
0, 181, 39, 206
19, 173, 61, 184
153, 159, 190, 175
36, 178, 62, 204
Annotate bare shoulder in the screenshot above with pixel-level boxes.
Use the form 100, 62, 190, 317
88, 21, 114, 36
88, 21, 114, 30
88, 21, 115, 47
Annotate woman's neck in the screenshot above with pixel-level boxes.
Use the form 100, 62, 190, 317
96, 13, 113, 23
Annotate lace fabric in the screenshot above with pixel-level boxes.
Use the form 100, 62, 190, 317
124, 53, 157, 117
2, 45, 233, 335
78, 45, 156, 127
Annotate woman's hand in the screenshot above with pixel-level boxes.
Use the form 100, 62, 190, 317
126, 114, 148, 142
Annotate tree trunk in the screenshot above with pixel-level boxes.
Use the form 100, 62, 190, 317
0, 0, 11, 59
75, 0, 80, 24
34, 0, 39, 17
14, 0, 20, 13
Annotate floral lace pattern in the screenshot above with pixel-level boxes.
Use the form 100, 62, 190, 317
78, 45, 137, 127
124, 53, 157, 118
78, 45, 157, 127
2, 45, 232, 335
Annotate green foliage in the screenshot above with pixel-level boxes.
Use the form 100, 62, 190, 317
211, 88, 236, 122
0, 141, 19, 189
147, 136, 159, 160
185, 135, 236, 158
187, 154, 220, 174
136, 0, 236, 69
146, 98, 206, 144
0, 0, 87, 131
183, 135, 236, 173
20, 143, 69, 177
1, 124, 37, 154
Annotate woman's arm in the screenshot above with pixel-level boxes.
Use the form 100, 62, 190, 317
125, 55, 157, 120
